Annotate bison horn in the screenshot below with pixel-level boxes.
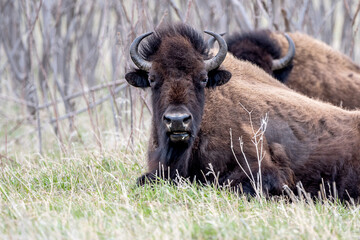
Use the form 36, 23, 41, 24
129, 32, 153, 71
204, 31, 228, 71
207, 32, 226, 49
272, 33, 295, 71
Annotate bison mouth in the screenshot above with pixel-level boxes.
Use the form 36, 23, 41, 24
168, 131, 190, 143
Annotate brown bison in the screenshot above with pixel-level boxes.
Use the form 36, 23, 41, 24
226, 30, 360, 109
125, 24, 360, 201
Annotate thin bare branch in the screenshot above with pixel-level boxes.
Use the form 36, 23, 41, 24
49, 85, 126, 124
352, 1, 360, 26
231, 0, 253, 31
184, 0, 193, 23
168, 0, 184, 22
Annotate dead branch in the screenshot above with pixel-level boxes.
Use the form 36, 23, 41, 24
352, 1, 360, 26
38, 79, 126, 110
184, 0, 193, 23
297, 0, 310, 30
231, 0, 253, 31
49, 85, 127, 124
168, 0, 184, 22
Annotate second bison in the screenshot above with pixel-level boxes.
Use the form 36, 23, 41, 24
226, 30, 360, 109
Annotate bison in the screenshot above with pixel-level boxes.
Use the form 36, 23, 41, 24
226, 30, 360, 109
125, 24, 360, 201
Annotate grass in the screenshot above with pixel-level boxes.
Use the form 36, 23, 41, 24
1, 1, 360, 237
1, 134, 360, 240
0, 98, 359, 240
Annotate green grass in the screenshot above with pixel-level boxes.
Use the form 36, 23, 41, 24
0, 101, 359, 239
0, 139, 360, 240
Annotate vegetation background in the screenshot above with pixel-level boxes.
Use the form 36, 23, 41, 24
0, 0, 360, 239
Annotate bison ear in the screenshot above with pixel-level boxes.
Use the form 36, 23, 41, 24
125, 70, 150, 88
207, 69, 232, 88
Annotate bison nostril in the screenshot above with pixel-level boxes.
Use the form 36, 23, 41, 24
163, 115, 172, 124
163, 113, 192, 128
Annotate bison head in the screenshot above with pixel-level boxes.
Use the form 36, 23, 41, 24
125, 24, 231, 168
226, 30, 295, 83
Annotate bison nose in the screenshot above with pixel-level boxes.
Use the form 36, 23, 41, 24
163, 113, 191, 131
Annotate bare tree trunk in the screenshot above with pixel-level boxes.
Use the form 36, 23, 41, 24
0, 1, 38, 117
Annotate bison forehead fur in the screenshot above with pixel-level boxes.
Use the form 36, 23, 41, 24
126, 23, 360, 202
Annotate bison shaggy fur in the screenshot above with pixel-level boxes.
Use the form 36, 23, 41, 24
126, 24, 360, 201
226, 30, 360, 109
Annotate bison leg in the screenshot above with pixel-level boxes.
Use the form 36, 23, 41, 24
136, 172, 159, 186
230, 143, 295, 196
136, 167, 170, 185
241, 173, 284, 196
223, 160, 291, 197
137, 160, 172, 186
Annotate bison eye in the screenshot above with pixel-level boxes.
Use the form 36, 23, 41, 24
200, 77, 208, 86
148, 76, 156, 87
